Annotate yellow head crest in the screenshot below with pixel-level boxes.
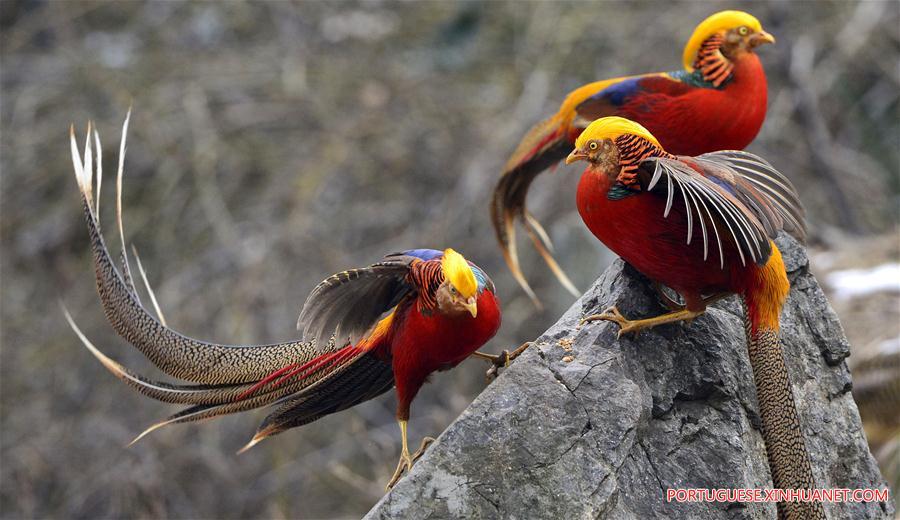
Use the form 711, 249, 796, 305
441, 248, 477, 299
575, 117, 662, 150
682, 11, 764, 71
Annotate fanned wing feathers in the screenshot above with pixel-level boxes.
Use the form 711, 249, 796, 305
641, 151, 804, 268
296, 254, 419, 349
698, 151, 807, 241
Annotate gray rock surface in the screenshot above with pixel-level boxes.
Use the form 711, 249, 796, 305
366, 236, 895, 519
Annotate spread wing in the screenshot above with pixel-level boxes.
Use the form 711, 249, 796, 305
697, 151, 806, 242
639, 151, 805, 269
297, 252, 420, 348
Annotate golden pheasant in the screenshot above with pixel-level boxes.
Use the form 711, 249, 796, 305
64, 115, 503, 489
566, 117, 823, 519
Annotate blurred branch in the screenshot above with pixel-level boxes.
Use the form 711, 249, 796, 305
789, 36, 860, 233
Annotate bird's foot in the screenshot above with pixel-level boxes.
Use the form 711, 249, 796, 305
473, 342, 531, 382
580, 306, 705, 338
385, 437, 435, 491
580, 306, 640, 338
386, 451, 414, 491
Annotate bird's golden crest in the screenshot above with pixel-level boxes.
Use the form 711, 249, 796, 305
441, 248, 477, 299
683, 10, 764, 71
575, 117, 662, 150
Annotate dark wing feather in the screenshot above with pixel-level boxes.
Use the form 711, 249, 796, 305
252, 352, 394, 439
697, 151, 806, 242
640, 156, 781, 268
296, 254, 419, 348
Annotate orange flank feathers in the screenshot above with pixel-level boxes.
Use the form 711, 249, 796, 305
743, 243, 790, 333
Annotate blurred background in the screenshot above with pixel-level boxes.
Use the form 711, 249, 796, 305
2, 1, 897, 518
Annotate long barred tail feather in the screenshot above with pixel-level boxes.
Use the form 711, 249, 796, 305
741, 247, 825, 519
67, 113, 398, 447
743, 313, 826, 520
68, 115, 322, 385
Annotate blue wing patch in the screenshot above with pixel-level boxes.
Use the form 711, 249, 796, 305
588, 77, 644, 107
401, 249, 444, 261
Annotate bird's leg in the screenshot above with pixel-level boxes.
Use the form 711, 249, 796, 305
386, 420, 414, 491
581, 306, 705, 338
471, 342, 531, 381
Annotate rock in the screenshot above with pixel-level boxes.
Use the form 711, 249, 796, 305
365, 236, 895, 519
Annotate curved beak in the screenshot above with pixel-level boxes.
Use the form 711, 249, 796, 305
565, 148, 588, 165
750, 30, 775, 47
464, 297, 477, 318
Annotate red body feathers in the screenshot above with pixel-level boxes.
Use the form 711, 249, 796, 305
385, 289, 502, 420
616, 55, 767, 156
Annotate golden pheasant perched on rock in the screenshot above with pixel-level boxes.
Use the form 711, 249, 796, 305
493, 10, 775, 305
64, 115, 503, 489
565, 116, 823, 519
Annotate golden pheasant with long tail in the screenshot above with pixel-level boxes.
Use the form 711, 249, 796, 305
566, 117, 824, 519
64, 115, 503, 489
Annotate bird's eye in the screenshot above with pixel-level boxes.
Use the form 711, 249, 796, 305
588, 141, 598, 151
449, 286, 457, 295
738, 26, 749, 36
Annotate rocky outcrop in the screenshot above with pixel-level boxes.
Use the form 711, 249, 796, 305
366, 236, 895, 519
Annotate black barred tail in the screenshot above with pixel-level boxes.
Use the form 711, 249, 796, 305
744, 316, 826, 519
68, 116, 319, 385
67, 295, 390, 446
491, 117, 579, 306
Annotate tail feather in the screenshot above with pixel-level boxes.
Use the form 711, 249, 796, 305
742, 245, 826, 519
131, 245, 168, 326
243, 351, 395, 450
491, 118, 578, 306
125, 345, 376, 445
69, 115, 321, 385
522, 212, 580, 298
63, 302, 349, 409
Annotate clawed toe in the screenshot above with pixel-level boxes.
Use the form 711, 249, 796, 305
480, 342, 532, 382
385, 436, 436, 491
386, 452, 413, 491
580, 306, 626, 326
412, 437, 435, 462
580, 306, 639, 337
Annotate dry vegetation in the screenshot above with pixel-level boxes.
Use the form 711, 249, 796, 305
2, 1, 898, 518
